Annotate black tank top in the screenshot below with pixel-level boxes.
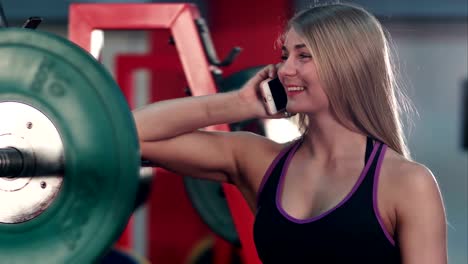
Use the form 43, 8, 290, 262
253, 137, 401, 263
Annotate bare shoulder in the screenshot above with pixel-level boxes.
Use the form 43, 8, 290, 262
227, 131, 290, 181
225, 131, 294, 208
382, 148, 440, 194
381, 148, 444, 217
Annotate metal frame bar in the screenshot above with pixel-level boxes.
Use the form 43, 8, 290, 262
68, 4, 259, 264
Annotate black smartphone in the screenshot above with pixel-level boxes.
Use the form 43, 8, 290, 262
260, 78, 288, 115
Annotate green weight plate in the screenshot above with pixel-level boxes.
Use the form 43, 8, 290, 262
0, 28, 139, 263
184, 177, 240, 246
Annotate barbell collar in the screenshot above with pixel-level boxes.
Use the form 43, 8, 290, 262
0, 147, 24, 177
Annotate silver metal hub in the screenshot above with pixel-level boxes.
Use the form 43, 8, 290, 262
0, 102, 64, 223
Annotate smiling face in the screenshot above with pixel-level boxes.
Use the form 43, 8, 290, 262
276, 4, 411, 157
277, 28, 329, 115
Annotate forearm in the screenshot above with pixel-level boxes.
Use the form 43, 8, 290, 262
133, 91, 259, 142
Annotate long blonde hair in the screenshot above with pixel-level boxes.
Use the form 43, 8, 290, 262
286, 3, 415, 159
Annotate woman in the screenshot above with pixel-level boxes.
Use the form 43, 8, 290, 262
133, 3, 447, 263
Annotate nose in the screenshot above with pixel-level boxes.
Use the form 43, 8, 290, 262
277, 57, 297, 78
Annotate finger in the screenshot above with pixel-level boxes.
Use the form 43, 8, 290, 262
268, 64, 276, 79
271, 63, 282, 79
257, 64, 275, 80
268, 111, 297, 119
275, 62, 283, 70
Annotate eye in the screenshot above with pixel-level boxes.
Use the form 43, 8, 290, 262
280, 54, 288, 61
299, 53, 312, 60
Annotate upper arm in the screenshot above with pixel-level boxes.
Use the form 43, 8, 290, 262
396, 164, 447, 264
140, 130, 277, 186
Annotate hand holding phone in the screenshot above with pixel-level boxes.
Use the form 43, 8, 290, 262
260, 78, 288, 115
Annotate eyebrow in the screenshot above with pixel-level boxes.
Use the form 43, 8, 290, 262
281, 44, 307, 51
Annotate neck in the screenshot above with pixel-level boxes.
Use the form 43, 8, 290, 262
301, 112, 367, 163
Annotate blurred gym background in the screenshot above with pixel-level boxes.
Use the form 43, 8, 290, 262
2, 0, 466, 263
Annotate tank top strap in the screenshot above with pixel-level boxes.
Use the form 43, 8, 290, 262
353, 139, 386, 205
256, 138, 303, 208
364, 136, 374, 164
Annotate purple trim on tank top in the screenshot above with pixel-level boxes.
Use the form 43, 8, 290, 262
372, 144, 396, 246
276, 141, 381, 224
256, 140, 302, 207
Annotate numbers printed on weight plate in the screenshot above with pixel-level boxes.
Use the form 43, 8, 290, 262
31, 57, 67, 97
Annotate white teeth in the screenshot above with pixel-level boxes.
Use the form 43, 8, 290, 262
287, 86, 305, 91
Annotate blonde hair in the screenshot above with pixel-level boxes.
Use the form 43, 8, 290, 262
285, 3, 415, 159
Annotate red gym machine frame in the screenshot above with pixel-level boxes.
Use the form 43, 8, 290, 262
68, 4, 260, 264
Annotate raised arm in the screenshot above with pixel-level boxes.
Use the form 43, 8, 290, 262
132, 65, 279, 187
